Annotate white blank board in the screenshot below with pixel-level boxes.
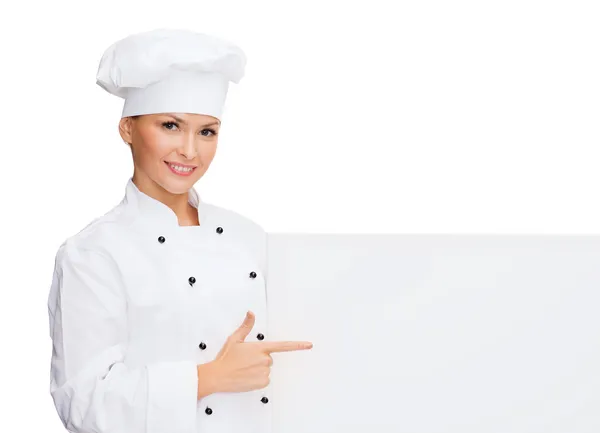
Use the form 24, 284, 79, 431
265, 234, 600, 433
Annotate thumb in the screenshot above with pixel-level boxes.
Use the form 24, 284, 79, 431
230, 310, 255, 343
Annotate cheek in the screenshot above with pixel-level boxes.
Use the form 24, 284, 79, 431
138, 134, 174, 166
198, 142, 218, 163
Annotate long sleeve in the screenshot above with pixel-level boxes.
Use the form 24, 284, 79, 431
47, 241, 198, 433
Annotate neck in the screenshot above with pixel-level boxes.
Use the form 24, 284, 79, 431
132, 170, 198, 226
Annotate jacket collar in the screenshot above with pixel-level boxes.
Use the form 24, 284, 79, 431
124, 176, 209, 228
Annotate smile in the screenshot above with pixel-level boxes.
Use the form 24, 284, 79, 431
164, 161, 197, 176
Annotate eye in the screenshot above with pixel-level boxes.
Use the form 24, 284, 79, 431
201, 128, 218, 137
162, 121, 178, 131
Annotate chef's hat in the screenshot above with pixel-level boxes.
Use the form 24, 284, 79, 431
95, 28, 247, 120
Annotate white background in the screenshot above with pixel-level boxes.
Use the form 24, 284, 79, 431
0, 0, 598, 431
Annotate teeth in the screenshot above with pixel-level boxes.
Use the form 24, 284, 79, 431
169, 163, 194, 172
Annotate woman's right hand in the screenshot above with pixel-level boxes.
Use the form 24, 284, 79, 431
196, 310, 313, 398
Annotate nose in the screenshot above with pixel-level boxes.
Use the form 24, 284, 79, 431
178, 134, 198, 159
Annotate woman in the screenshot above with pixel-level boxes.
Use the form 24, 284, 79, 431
47, 28, 313, 433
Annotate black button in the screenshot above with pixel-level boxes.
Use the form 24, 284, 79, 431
216, 227, 223, 234
205, 407, 212, 415
189, 276, 196, 286
158, 236, 165, 243
249, 271, 257, 279
257, 333, 264, 340
261, 397, 269, 404
199, 342, 206, 350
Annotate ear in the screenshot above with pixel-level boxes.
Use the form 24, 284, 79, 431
118, 117, 134, 145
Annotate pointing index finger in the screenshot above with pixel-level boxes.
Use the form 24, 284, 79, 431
259, 341, 313, 353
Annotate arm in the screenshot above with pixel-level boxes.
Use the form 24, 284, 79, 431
47, 241, 198, 433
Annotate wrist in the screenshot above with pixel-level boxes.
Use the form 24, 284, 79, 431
197, 360, 221, 399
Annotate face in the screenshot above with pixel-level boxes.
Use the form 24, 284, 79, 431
119, 112, 220, 194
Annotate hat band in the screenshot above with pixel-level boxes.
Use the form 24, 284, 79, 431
121, 69, 229, 120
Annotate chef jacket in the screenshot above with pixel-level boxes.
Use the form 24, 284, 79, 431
47, 177, 271, 433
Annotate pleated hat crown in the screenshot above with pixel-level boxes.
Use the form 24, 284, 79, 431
95, 28, 247, 120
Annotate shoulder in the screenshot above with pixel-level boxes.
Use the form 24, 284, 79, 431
49, 212, 126, 317
54, 200, 130, 263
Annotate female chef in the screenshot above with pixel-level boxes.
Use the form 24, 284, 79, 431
47, 28, 313, 433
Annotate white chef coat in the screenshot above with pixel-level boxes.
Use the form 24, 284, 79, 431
47, 177, 271, 433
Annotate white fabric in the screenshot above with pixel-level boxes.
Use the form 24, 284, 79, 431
47, 177, 270, 433
95, 28, 247, 120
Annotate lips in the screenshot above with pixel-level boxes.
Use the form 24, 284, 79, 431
164, 161, 197, 176
164, 161, 197, 169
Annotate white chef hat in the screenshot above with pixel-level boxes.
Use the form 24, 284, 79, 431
95, 28, 247, 121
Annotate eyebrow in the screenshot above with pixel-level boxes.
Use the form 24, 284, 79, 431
164, 114, 220, 127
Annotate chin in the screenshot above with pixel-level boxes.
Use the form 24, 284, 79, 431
156, 175, 194, 195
